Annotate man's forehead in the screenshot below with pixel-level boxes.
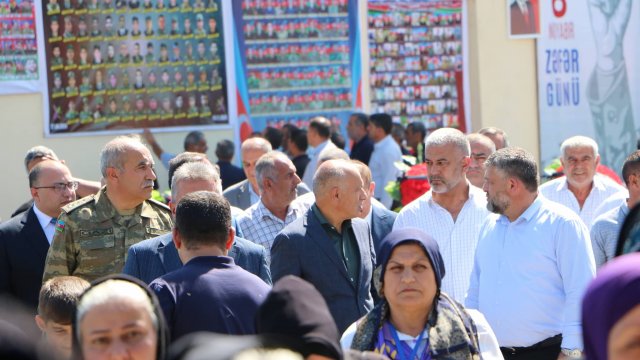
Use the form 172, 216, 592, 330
564, 146, 595, 158
470, 141, 492, 154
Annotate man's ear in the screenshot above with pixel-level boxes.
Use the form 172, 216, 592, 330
172, 227, 182, 250
105, 166, 119, 182
30, 187, 39, 201
225, 227, 235, 250
461, 155, 471, 171
369, 181, 376, 195
35, 315, 46, 332
169, 201, 176, 217
595, 154, 601, 168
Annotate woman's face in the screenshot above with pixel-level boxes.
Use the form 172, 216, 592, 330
609, 304, 640, 360
382, 243, 437, 312
80, 299, 157, 360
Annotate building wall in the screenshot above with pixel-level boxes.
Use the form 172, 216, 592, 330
0, 0, 541, 220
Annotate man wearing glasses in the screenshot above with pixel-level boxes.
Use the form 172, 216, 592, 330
43, 136, 173, 282
0, 160, 76, 312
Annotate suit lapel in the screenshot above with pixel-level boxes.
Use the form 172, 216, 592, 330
304, 211, 349, 279
24, 208, 50, 257
156, 234, 180, 273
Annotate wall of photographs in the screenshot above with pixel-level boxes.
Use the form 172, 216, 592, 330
0, 0, 38, 81
43, 0, 228, 135
368, 1, 463, 130
232, 0, 361, 138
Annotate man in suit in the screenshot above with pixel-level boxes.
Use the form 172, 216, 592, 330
353, 161, 396, 254
0, 160, 77, 311
123, 160, 271, 284
271, 159, 376, 333
150, 191, 270, 341
215, 139, 246, 190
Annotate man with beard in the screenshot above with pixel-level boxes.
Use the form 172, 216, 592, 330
43, 136, 173, 282
393, 127, 489, 303
466, 147, 595, 360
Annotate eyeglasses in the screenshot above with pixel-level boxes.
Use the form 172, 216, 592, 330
33, 181, 79, 193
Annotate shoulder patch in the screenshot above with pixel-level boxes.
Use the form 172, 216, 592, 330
147, 198, 171, 211
55, 219, 66, 233
62, 194, 96, 214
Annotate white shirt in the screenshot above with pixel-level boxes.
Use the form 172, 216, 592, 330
340, 309, 503, 360
465, 196, 596, 349
237, 199, 305, 259
393, 184, 489, 302
302, 139, 337, 188
32, 204, 56, 245
369, 135, 402, 209
539, 174, 627, 228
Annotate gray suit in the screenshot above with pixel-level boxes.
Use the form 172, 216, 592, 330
270, 209, 375, 333
223, 179, 311, 210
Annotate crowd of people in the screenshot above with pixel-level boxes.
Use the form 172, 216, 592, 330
1, 113, 639, 360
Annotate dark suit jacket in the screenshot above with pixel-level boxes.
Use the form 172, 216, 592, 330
223, 179, 311, 210
123, 233, 272, 285
0, 207, 49, 311
370, 203, 397, 255
270, 209, 376, 333
150, 256, 271, 341
350, 135, 374, 165
217, 161, 246, 191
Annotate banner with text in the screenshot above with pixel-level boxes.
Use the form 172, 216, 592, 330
537, 0, 640, 173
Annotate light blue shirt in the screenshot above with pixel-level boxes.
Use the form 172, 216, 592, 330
302, 139, 335, 188
590, 203, 628, 268
369, 135, 402, 209
466, 196, 595, 350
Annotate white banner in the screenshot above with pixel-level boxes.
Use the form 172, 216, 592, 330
537, 0, 640, 173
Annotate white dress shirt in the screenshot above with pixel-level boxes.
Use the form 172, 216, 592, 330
32, 204, 56, 245
237, 199, 305, 260
466, 196, 596, 350
369, 135, 402, 209
539, 174, 627, 228
302, 139, 337, 188
590, 203, 628, 268
393, 184, 489, 302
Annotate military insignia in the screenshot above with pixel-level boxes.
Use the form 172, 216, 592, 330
55, 220, 66, 233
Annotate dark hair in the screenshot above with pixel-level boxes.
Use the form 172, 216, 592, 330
622, 150, 640, 187
175, 191, 231, 250
485, 147, 539, 192
309, 117, 332, 139
350, 113, 369, 128
38, 276, 89, 325
167, 151, 207, 188
263, 126, 283, 150
331, 132, 346, 150
289, 129, 308, 152
215, 139, 235, 161
407, 121, 427, 139
369, 113, 393, 135
183, 131, 206, 151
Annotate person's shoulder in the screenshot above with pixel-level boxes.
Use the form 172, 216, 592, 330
397, 192, 430, 215
0, 210, 27, 234
145, 197, 171, 213
61, 193, 98, 217
592, 204, 626, 229
223, 179, 248, 195
130, 232, 170, 251
277, 212, 309, 238
234, 236, 264, 254
538, 197, 583, 223
539, 177, 564, 193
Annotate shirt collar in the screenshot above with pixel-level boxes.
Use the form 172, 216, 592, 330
374, 134, 394, 149
32, 204, 55, 229
256, 199, 299, 221
309, 139, 330, 156
498, 195, 543, 224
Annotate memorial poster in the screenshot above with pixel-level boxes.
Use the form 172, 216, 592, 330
368, 0, 465, 132
0, 0, 44, 94
232, 0, 362, 140
42, 0, 229, 136
537, 0, 640, 172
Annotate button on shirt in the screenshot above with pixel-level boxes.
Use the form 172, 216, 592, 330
237, 200, 304, 259
32, 204, 56, 245
393, 184, 489, 302
369, 135, 403, 209
465, 196, 596, 350
539, 174, 627, 228
312, 204, 360, 285
590, 203, 628, 268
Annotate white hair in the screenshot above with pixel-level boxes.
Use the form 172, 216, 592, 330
171, 161, 222, 199
560, 136, 599, 158
425, 128, 470, 156
75, 279, 157, 341
99, 135, 146, 177
255, 151, 290, 192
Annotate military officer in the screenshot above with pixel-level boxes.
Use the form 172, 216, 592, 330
43, 136, 173, 282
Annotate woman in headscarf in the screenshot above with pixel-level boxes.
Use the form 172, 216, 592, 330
341, 228, 501, 359
72, 274, 168, 360
582, 253, 640, 360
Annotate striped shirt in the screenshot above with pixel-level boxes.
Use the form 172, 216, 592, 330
590, 203, 628, 268
393, 183, 490, 302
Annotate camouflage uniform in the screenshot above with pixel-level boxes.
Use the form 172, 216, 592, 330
43, 187, 173, 282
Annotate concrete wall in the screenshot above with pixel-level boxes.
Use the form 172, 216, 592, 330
0, 93, 233, 220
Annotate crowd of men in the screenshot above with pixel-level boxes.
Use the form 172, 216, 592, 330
0, 113, 636, 360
